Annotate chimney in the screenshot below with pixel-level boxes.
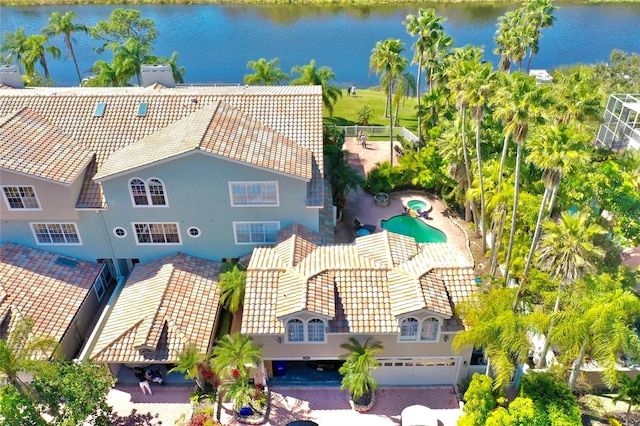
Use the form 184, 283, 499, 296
140, 64, 175, 88
0, 65, 24, 89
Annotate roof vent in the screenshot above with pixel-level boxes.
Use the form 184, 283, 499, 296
140, 64, 175, 88
55, 257, 78, 268
0, 65, 24, 89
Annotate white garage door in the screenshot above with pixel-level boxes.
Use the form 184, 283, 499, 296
373, 356, 459, 385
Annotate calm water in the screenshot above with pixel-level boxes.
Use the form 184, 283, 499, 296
1, 3, 639, 87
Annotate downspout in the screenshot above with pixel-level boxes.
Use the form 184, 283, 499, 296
97, 207, 122, 277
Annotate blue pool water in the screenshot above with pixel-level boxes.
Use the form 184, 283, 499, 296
380, 215, 447, 243
407, 199, 429, 212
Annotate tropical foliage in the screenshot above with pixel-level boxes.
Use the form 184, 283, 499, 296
244, 57, 288, 85
218, 264, 247, 314
338, 336, 383, 403
290, 59, 342, 116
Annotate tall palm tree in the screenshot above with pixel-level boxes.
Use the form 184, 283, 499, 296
114, 37, 156, 86
22, 34, 60, 81
404, 9, 450, 142
443, 46, 483, 234
0, 317, 58, 398
339, 337, 383, 402
466, 60, 494, 253
211, 333, 261, 381
548, 66, 601, 127
155, 51, 185, 84
523, 124, 592, 279
1, 28, 29, 73
489, 72, 546, 284
534, 211, 606, 368
219, 264, 247, 315
524, 0, 557, 72
290, 59, 341, 116
437, 116, 471, 220
370, 38, 408, 166
392, 70, 416, 126
43, 11, 88, 84
244, 57, 288, 85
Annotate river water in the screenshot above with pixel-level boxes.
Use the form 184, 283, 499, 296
1, 2, 639, 87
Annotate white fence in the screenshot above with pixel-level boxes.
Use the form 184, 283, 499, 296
339, 125, 419, 146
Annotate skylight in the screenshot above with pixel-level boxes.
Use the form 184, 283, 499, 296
137, 102, 148, 117
94, 103, 106, 117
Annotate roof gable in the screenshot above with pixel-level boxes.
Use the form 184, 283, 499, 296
0, 108, 93, 184
90, 252, 221, 363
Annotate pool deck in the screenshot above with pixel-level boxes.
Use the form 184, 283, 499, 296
336, 137, 473, 264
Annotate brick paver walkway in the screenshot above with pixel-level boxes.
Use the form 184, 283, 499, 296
108, 384, 461, 425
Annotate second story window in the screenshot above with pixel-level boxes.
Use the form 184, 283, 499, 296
129, 178, 167, 207
285, 318, 326, 343
133, 223, 181, 244
399, 316, 441, 342
2, 186, 41, 210
308, 319, 325, 342
287, 319, 304, 342
230, 182, 278, 206
31, 223, 81, 245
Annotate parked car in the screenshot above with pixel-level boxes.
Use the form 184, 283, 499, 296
401, 405, 438, 426
285, 421, 319, 426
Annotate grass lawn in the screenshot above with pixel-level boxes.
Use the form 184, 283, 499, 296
323, 88, 418, 131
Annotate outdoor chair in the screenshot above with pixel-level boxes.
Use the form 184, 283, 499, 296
354, 218, 376, 233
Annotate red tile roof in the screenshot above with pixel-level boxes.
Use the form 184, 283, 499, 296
0, 242, 103, 344
242, 227, 478, 335
90, 253, 221, 364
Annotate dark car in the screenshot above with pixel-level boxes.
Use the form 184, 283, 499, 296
285, 421, 319, 426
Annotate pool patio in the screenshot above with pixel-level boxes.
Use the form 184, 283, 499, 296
336, 137, 473, 265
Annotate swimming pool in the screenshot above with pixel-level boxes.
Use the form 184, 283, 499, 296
380, 215, 447, 243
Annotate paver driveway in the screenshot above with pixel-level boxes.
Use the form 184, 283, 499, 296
108, 385, 462, 425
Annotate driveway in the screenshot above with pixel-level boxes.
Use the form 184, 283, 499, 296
108, 385, 462, 426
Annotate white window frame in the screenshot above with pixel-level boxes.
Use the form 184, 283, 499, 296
286, 319, 304, 343
94, 265, 112, 302
132, 222, 182, 245
285, 318, 326, 344
30, 223, 82, 245
399, 316, 441, 343
233, 221, 279, 245
2, 185, 41, 210
229, 181, 279, 207
128, 177, 168, 207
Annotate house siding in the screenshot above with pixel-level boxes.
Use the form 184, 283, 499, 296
99, 152, 317, 261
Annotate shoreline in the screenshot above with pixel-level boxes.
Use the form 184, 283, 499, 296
2, 0, 639, 7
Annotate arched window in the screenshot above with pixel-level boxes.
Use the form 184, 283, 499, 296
308, 319, 325, 342
287, 319, 304, 342
420, 317, 440, 341
130, 179, 148, 206
147, 178, 167, 206
400, 317, 419, 341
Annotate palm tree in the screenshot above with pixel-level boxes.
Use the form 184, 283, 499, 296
43, 11, 88, 84
550, 275, 640, 391
1, 28, 29, 73
290, 59, 341, 116
370, 38, 408, 166
392, 71, 416, 126
453, 285, 531, 390
339, 337, 383, 405
534, 211, 606, 369
614, 374, 640, 426
155, 51, 185, 84
466, 60, 494, 253
219, 264, 247, 315
437, 116, 472, 221
548, 66, 601, 126
524, 0, 557, 72
443, 46, 483, 234
523, 124, 592, 279
404, 9, 450, 142
169, 343, 213, 392
0, 317, 58, 398
22, 34, 60, 81
489, 72, 546, 284
211, 333, 261, 381
114, 37, 156, 86
244, 57, 288, 85
88, 59, 123, 87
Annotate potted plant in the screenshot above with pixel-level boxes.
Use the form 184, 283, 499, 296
374, 192, 390, 207
338, 337, 383, 412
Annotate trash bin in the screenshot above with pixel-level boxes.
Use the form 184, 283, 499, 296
273, 361, 287, 376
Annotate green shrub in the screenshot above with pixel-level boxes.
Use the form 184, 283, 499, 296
608, 417, 623, 426
519, 372, 582, 426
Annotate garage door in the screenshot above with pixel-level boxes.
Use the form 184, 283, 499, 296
373, 356, 459, 385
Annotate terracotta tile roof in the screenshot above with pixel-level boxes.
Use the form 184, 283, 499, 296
95, 102, 313, 181
0, 108, 94, 184
90, 253, 221, 364
0, 242, 103, 344
0, 86, 324, 208
242, 229, 477, 335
